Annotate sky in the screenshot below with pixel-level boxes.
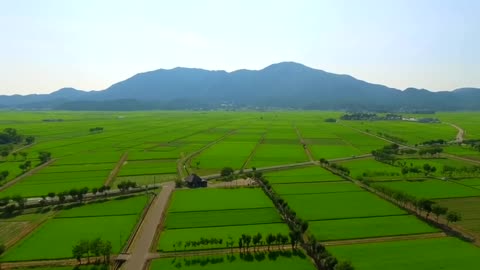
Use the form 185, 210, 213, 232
0, 0, 479, 95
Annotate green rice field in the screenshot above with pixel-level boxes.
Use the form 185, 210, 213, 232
329, 237, 480, 270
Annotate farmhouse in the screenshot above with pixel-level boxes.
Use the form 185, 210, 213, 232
184, 174, 207, 188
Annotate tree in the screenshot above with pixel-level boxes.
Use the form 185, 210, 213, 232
446, 211, 462, 225
432, 205, 448, 222
38, 151, 52, 164
19, 152, 28, 160
0, 170, 9, 181
221, 167, 234, 177
102, 240, 112, 263
266, 233, 276, 251
418, 199, 434, 218
238, 238, 243, 252
0, 149, 9, 160
244, 234, 252, 251
324, 256, 339, 270
72, 244, 83, 264
90, 238, 103, 261
12, 152, 18, 160
25, 136, 35, 145
252, 233, 262, 251
79, 239, 90, 263
335, 261, 355, 270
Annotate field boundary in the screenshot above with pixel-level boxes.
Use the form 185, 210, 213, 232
240, 132, 266, 171
322, 232, 447, 246
294, 125, 315, 162
104, 151, 129, 186
0, 158, 56, 192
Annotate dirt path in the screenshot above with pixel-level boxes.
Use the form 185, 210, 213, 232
177, 130, 237, 179
208, 178, 257, 188
294, 125, 315, 162
0, 158, 56, 192
123, 182, 174, 270
11, 143, 36, 154
104, 151, 129, 186
240, 133, 266, 171
442, 153, 480, 165
323, 232, 447, 247
446, 122, 465, 143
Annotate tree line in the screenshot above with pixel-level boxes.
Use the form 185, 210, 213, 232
365, 182, 462, 226
256, 173, 354, 270
71, 238, 112, 265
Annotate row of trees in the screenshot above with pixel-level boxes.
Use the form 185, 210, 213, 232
319, 159, 350, 176
172, 233, 292, 254
72, 238, 112, 264
0, 185, 115, 217
1, 151, 29, 161
0, 128, 33, 145
117, 180, 137, 192
369, 183, 462, 225
256, 174, 353, 270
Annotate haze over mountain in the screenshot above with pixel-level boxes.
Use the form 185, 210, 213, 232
1, 62, 479, 111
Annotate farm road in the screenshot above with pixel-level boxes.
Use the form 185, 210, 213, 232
446, 122, 465, 143
123, 182, 174, 270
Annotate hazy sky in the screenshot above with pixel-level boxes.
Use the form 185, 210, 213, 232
1, 0, 479, 95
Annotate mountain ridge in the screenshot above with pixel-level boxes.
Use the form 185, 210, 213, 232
1, 62, 479, 111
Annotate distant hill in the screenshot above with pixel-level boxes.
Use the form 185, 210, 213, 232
1, 62, 479, 111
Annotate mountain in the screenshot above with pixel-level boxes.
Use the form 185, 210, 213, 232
1, 62, 479, 111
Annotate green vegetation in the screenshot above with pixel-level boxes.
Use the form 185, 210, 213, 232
282, 192, 405, 221
158, 223, 289, 251
374, 180, 480, 199
150, 251, 316, 270
329, 237, 480, 270
264, 166, 344, 183
272, 182, 362, 195
309, 215, 439, 241
168, 188, 273, 212
165, 208, 282, 229
1, 196, 147, 261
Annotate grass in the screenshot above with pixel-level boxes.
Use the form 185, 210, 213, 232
309, 215, 439, 241
328, 237, 480, 270
374, 179, 480, 199
272, 182, 362, 195
168, 188, 273, 212
283, 191, 405, 221
158, 223, 290, 251
264, 166, 344, 183
150, 251, 316, 270
165, 207, 282, 229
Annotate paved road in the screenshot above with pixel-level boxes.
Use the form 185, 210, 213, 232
123, 182, 174, 270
